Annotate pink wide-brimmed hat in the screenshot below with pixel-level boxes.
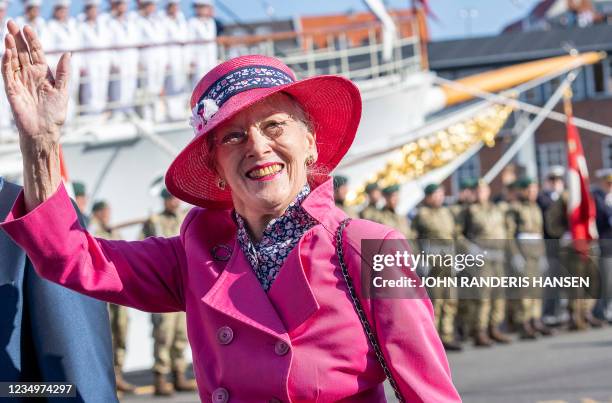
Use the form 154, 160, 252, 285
165, 54, 362, 209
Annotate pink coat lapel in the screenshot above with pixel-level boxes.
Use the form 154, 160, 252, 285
201, 239, 290, 343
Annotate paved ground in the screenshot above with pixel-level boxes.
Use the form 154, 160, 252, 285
121, 326, 612, 403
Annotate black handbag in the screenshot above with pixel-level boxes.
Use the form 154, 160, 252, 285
335, 218, 405, 402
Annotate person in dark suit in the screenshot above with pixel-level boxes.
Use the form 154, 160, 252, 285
0, 176, 118, 402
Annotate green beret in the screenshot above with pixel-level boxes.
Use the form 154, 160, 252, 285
161, 188, 173, 200
459, 178, 477, 190
515, 177, 535, 189
92, 200, 108, 212
365, 182, 379, 193
333, 175, 348, 190
382, 184, 400, 195
72, 181, 86, 197
423, 183, 439, 196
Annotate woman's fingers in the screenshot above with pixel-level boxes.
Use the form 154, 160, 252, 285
5, 34, 20, 74
1, 48, 16, 92
23, 25, 46, 67
6, 20, 32, 69
54, 52, 71, 92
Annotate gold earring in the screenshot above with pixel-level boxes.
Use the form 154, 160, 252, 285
217, 178, 226, 190
305, 155, 315, 167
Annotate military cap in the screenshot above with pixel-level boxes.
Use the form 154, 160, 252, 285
72, 181, 86, 197
193, 0, 213, 5
596, 168, 612, 182
365, 182, 379, 193
423, 183, 439, 196
459, 178, 477, 190
333, 175, 349, 190
546, 165, 565, 179
382, 184, 400, 195
515, 177, 535, 189
160, 187, 174, 200
92, 200, 108, 212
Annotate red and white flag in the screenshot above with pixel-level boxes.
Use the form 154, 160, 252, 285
564, 94, 598, 257
59, 146, 74, 199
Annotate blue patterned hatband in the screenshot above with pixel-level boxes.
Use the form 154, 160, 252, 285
199, 65, 295, 108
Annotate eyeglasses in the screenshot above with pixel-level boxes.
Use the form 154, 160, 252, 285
214, 118, 297, 147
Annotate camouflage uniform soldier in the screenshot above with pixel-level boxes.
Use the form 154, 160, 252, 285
545, 192, 603, 330
333, 175, 358, 218
507, 178, 553, 339
412, 184, 462, 351
450, 178, 477, 341
90, 201, 135, 393
359, 182, 384, 222
462, 180, 512, 346
141, 189, 197, 396
378, 184, 412, 239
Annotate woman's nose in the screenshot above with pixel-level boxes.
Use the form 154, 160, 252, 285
245, 128, 272, 159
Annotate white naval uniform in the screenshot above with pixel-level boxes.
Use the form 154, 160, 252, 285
135, 12, 168, 121
78, 16, 111, 114
0, 18, 10, 134
107, 13, 141, 114
161, 11, 189, 120
46, 17, 81, 121
187, 16, 217, 88
14, 16, 47, 42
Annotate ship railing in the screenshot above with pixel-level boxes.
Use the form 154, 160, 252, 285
0, 15, 424, 144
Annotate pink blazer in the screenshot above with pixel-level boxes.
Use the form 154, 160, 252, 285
1, 178, 461, 403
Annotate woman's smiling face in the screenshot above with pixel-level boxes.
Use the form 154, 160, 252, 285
211, 93, 317, 218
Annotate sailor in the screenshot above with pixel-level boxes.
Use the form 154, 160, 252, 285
359, 182, 384, 222
461, 180, 512, 346
162, 0, 190, 121
46, 0, 81, 121
378, 184, 412, 239
593, 168, 612, 322
0, 1, 10, 134
333, 175, 358, 218
187, 0, 218, 88
538, 165, 566, 324
90, 201, 136, 394
107, 0, 141, 116
141, 188, 197, 395
15, 0, 47, 39
135, 0, 168, 121
545, 188, 603, 330
412, 183, 462, 351
78, 0, 111, 115
507, 177, 554, 338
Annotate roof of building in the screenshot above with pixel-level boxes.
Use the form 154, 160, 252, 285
428, 22, 612, 70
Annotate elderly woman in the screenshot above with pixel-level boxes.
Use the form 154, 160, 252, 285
0, 21, 460, 402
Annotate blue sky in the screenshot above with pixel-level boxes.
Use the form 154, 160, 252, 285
6, 0, 541, 41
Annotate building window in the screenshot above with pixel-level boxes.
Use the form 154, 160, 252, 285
537, 142, 567, 180
603, 138, 612, 169
452, 154, 481, 193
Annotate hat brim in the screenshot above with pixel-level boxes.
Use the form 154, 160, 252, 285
165, 75, 362, 209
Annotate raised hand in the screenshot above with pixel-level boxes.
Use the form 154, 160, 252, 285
1, 21, 71, 211
1, 20, 71, 146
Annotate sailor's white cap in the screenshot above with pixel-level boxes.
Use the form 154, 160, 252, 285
193, 0, 214, 6
141, 0, 158, 4
84, 0, 100, 5
546, 165, 565, 179
167, 0, 180, 4
24, 0, 42, 7
54, 0, 71, 7
0, 1, 8, 9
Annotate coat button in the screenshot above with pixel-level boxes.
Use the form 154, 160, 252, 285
274, 340, 289, 356
212, 387, 229, 403
217, 326, 234, 345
